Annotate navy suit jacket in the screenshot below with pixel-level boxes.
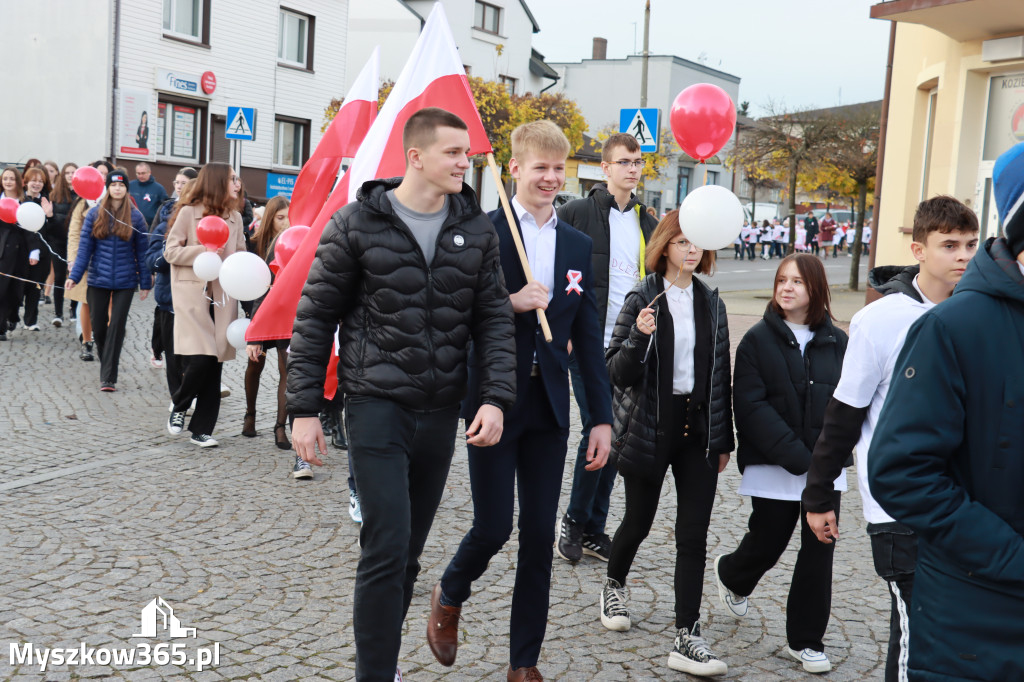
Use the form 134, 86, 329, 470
462, 206, 613, 431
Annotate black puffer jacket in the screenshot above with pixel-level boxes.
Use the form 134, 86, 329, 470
287, 178, 516, 417
48, 189, 77, 257
557, 183, 658, 328
607, 273, 734, 479
734, 306, 848, 474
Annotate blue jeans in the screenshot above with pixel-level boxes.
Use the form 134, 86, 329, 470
566, 350, 617, 536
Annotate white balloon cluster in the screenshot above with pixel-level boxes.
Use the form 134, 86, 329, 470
226, 318, 250, 350
191, 251, 271, 302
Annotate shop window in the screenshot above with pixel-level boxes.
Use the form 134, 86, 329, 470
154, 100, 202, 163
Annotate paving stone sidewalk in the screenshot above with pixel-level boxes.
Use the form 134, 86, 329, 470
0, 298, 888, 680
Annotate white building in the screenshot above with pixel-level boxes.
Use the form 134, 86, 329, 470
549, 48, 741, 214
1, 0, 348, 201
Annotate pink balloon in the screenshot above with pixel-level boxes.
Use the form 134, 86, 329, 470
670, 84, 737, 162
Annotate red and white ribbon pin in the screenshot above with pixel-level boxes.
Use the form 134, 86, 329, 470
565, 269, 583, 295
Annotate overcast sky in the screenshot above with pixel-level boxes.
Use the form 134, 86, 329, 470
530, 0, 891, 113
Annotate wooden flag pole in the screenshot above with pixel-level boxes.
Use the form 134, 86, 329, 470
486, 152, 553, 343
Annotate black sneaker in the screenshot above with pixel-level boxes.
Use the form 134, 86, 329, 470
167, 411, 186, 435
80, 341, 94, 361
293, 455, 313, 480
556, 514, 583, 563
582, 533, 612, 562
600, 578, 630, 631
190, 434, 219, 447
667, 623, 727, 676
0, 332, 6, 341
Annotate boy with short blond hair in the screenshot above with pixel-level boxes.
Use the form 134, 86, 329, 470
427, 120, 612, 682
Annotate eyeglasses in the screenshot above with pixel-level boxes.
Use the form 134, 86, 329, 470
229, 176, 241, 184
670, 239, 698, 250
612, 159, 644, 168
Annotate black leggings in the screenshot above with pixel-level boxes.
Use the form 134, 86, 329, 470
607, 395, 719, 629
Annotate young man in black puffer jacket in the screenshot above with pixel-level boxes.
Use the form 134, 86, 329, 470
287, 108, 516, 682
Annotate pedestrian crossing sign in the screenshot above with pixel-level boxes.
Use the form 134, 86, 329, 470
225, 106, 256, 141
619, 108, 659, 153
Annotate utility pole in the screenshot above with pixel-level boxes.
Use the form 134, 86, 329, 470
640, 1, 650, 107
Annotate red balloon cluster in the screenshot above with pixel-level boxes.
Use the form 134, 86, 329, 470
196, 215, 230, 251
72, 166, 105, 201
0, 197, 18, 223
269, 225, 310, 274
670, 84, 737, 163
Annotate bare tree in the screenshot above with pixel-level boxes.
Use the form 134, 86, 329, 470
828, 111, 879, 290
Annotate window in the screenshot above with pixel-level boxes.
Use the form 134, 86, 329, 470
274, 117, 309, 169
279, 8, 315, 70
474, 1, 501, 34
499, 74, 517, 95
920, 88, 937, 201
154, 100, 202, 163
163, 0, 208, 44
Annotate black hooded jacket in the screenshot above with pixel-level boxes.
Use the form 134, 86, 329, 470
606, 273, 734, 479
286, 178, 517, 417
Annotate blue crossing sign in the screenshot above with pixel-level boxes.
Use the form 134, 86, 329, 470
619, 108, 660, 153
225, 106, 256, 141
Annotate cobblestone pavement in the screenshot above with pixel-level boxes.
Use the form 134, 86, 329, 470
0, 297, 887, 681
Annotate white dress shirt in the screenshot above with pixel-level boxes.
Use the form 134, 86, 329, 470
512, 196, 556, 302
663, 279, 695, 395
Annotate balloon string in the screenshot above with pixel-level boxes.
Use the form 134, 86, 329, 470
202, 284, 228, 308
703, 163, 708, 187
32, 233, 70, 264
0, 271, 69, 288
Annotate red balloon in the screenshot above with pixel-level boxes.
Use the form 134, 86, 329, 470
272, 225, 310, 273
670, 84, 737, 162
72, 166, 105, 201
196, 215, 230, 251
0, 197, 18, 223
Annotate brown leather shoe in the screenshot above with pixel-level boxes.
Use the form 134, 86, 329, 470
427, 583, 460, 666
507, 665, 544, 681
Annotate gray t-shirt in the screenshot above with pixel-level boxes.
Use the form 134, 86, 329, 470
388, 189, 448, 265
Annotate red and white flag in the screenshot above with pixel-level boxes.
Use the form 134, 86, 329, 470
287, 47, 379, 228
247, 3, 491, 346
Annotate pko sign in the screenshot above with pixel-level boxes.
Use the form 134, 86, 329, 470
155, 68, 210, 98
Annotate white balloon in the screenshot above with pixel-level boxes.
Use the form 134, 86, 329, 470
16, 202, 45, 232
219, 251, 271, 302
226, 318, 250, 350
677, 185, 745, 251
192, 251, 222, 281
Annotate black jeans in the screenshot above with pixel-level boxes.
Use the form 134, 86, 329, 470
717, 492, 841, 651
868, 522, 917, 682
346, 395, 460, 682
154, 307, 183, 399
86, 286, 135, 385
52, 256, 67, 318
151, 308, 163, 357
607, 395, 718, 629
441, 376, 569, 668
172, 355, 222, 436
567, 350, 616, 536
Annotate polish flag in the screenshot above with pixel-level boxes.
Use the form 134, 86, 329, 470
288, 47, 379, 228
247, 2, 491, 349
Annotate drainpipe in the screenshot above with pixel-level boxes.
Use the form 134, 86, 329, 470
868, 20, 896, 276
109, 0, 122, 162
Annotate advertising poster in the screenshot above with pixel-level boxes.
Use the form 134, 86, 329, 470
984, 72, 1024, 160
118, 87, 156, 158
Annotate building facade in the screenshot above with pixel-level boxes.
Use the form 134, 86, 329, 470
870, 0, 1024, 265
1, 0, 348, 202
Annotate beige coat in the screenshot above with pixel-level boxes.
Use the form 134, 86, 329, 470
65, 201, 90, 304
164, 204, 246, 362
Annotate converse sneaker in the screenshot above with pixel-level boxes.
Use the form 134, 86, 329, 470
600, 578, 630, 631
714, 555, 748, 617
349, 490, 363, 523
556, 514, 583, 563
667, 623, 727, 676
24, 323, 40, 331
582, 533, 612, 561
787, 647, 831, 673
292, 455, 313, 480
190, 434, 219, 448
394, 667, 403, 682
80, 341, 94, 361
167, 412, 186, 435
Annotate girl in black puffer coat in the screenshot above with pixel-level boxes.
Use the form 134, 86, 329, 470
47, 163, 79, 324
601, 210, 734, 678
714, 253, 848, 675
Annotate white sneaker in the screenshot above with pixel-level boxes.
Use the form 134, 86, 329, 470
190, 434, 219, 448
714, 555, 748, 617
52, 317, 62, 328
220, 383, 230, 398
667, 623, 727, 676
787, 647, 831, 673
349, 490, 363, 523
600, 578, 631, 631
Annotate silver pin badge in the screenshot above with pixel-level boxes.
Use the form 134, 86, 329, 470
454, 234, 465, 247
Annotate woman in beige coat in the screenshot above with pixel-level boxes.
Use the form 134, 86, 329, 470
164, 163, 246, 447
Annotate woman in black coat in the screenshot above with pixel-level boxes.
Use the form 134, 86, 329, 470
713, 253, 849, 675
45, 163, 78, 325
600, 210, 734, 677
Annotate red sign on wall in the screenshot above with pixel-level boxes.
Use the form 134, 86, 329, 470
201, 71, 217, 94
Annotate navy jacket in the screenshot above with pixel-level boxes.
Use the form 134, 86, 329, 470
870, 238, 1024, 681
144, 199, 177, 311
462, 207, 612, 430
129, 178, 169, 226
69, 205, 152, 291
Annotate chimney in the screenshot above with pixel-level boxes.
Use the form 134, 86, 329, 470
592, 37, 607, 60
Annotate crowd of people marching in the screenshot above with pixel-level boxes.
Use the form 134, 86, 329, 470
733, 213, 872, 260
4, 111, 1022, 682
